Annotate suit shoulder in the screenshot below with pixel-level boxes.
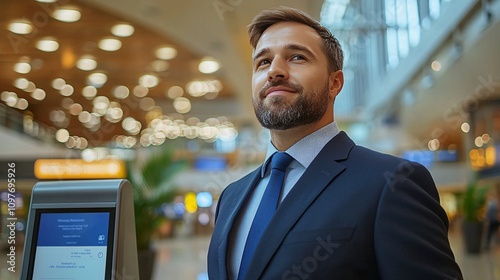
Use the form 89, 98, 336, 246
223, 166, 260, 193
349, 145, 429, 173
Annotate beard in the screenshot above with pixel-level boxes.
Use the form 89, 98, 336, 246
253, 80, 330, 130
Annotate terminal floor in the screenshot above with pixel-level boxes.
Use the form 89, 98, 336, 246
2, 224, 499, 280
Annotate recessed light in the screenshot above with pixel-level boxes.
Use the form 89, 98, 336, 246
36, 37, 59, 52
60, 84, 74, 96
31, 88, 46, 101
2, 92, 18, 107
52, 6, 81, 23
14, 62, 31, 74
88, 73, 108, 88
139, 74, 159, 88
15, 98, 29, 110
431, 60, 442, 71
52, 78, 66, 90
111, 23, 135, 37
24, 82, 36, 93
166, 86, 184, 99
173, 97, 191, 114
98, 38, 122, 51
76, 55, 97, 71
133, 85, 149, 97
8, 20, 32, 35
198, 58, 220, 74
56, 129, 70, 143
155, 46, 177, 60
82, 86, 98, 99
113, 86, 129, 99
13, 78, 29, 89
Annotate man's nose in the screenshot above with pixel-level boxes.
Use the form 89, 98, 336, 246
267, 58, 288, 81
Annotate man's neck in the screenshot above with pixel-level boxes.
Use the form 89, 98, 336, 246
270, 119, 333, 151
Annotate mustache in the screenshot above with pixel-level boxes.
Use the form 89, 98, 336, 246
258, 80, 302, 98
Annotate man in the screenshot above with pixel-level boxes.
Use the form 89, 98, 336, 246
208, 6, 463, 280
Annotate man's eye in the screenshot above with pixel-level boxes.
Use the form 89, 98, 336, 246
258, 59, 271, 66
291, 55, 305, 60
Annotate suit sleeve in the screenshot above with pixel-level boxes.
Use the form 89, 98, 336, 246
374, 161, 463, 280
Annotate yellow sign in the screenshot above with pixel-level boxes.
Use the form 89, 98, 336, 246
34, 159, 126, 179
184, 192, 198, 213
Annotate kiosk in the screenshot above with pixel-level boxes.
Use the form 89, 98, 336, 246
20, 179, 139, 280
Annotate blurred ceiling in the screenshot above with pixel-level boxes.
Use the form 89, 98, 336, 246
1, 0, 499, 155
0, 0, 322, 148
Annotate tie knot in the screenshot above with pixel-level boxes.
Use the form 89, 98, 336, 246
271, 152, 293, 172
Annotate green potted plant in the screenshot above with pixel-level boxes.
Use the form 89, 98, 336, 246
126, 148, 187, 280
461, 177, 488, 254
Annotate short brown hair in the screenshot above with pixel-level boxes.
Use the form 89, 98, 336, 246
247, 6, 343, 72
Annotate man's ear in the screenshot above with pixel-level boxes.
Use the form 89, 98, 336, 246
329, 70, 344, 99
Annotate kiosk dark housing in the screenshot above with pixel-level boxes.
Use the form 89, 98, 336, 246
20, 179, 139, 280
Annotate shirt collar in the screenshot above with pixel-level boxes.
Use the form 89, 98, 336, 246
261, 122, 340, 177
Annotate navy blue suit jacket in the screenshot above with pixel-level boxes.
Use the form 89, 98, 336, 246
207, 132, 462, 279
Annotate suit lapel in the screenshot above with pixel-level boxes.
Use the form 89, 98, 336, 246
245, 132, 355, 279
216, 168, 261, 280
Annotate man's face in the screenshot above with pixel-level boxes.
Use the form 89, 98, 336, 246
251, 21, 333, 130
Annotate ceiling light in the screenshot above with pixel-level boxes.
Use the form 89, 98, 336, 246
139, 74, 159, 88
15, 98, 29, 110
8, 20, 32, 35
76, 55, 97, 71
2, 92, 18, 107
428, 139, 440, 151
78, 111, 92, 123
133, 85, 149, 97
93, 96, 110, 110
186, 80, 222, 97
105, 107, 124, 123
88, 72, 108, 88
173, 97, 191, 114
198, 58, 220, 74
52, 78, 66, 90
111, 23, 135, 37
13, 78, 29, 90
113, 86, 129, 99
166, 86, 184, 99
60, 84, 74, 96
36, 0, 57, 3
431, 60, 441, 71
24, 82, 36, 92
82, 86, 97, 99
31, 88, 46, 101
52, 6, 81, 23
474, 137, 484, 148
55, 129, 70, 143
36, 37, 59, 52
14, 62, 31, 74
98, 38, 122, 51
155, 46, 177, 60
50, 110, 66, 123
122, 117, 142, 135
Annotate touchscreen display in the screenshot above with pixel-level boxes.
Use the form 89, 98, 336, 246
30, 210, 114, 280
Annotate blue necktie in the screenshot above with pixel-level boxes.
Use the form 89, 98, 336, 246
238, 152, 294, 280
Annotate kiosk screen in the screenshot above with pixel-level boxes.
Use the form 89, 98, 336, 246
27, 208, 115, 280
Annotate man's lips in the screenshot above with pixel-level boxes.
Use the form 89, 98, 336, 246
264, 86, 296, 97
